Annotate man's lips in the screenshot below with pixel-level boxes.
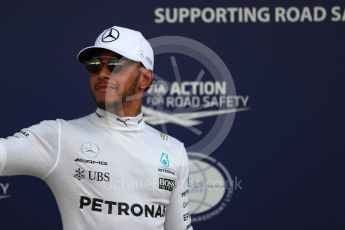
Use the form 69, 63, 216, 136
95, 83, 117, 92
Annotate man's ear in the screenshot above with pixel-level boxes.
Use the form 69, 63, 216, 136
139, 68, 153, 90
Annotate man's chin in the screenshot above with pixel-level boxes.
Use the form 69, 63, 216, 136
96, 100, 123, 111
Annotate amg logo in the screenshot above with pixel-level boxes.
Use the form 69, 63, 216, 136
75, 158, 108, 165
80, 196, 166, 218
159, 178, 175, 192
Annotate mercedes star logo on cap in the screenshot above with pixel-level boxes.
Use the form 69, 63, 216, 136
102, 28, 120, 43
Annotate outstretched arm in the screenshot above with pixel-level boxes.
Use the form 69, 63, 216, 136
0, 120, 60, 178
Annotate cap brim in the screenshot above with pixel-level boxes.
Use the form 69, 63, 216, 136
77, 46, 140, 63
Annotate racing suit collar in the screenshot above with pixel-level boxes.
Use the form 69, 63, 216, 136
93, 107, 144, 130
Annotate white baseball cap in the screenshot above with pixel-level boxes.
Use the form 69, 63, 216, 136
77, 26, 154, 70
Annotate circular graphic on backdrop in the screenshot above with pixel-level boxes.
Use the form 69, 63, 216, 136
146, 36, 250, 158
188, 152, 234, 222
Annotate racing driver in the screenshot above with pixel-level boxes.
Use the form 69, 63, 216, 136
0, 25, 193, 230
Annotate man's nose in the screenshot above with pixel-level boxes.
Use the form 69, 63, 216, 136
98, 63, 111, 79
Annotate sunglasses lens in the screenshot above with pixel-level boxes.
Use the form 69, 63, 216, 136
108, 59, 125, 73
84, 59, 101, 73
84, 58, 127, 74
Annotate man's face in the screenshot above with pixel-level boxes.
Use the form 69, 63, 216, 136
88, 50, 142, 110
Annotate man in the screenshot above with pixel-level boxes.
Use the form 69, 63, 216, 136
0, 26, 193, 230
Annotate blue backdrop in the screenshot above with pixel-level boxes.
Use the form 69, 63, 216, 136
0, 0, 344, 229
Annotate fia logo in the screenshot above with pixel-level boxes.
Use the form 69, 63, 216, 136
160, 153, 170, 168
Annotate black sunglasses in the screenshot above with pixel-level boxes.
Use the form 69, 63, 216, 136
83, 56, 129, 74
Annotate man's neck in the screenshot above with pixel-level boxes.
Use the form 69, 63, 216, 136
100, 102, 142, 117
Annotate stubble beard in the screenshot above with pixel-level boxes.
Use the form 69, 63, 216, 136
93, 70, 142, 112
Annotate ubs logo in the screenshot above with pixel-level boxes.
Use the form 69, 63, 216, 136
74, 168, 110, 182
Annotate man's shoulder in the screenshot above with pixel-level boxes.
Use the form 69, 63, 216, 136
57, 114, 93, 131
58, 113, 92, 126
